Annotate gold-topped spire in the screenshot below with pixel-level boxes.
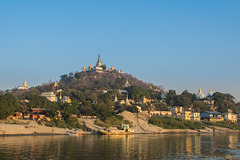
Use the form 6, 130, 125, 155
83, 66, 86, 70
197, 87, 205, 99
23, 80, 27, 86
89, 64, 93, 68
111, 66, 115, 70
208, 89, 213, 96
54, 80, 58, 88
96, 54, 103, 67
59, 92, 62, 100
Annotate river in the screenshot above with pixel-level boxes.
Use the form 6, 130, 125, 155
0, 134, 240, 159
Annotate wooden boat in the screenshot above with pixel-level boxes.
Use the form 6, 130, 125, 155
98, 130, 133, 135
67, 132, 82, 136
98, 124, 134, 135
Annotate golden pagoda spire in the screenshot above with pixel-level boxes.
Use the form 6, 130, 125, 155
23, 80, 27, 86
197, 87, 205, 99
54, 80, 58, 88
66, 97, 71, 103
96, 54, 103, 66
59, 92, 62, 100
83, 66, 86, 70
111, 66, 115, 70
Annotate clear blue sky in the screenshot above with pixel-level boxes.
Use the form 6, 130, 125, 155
0, 1, 239, 101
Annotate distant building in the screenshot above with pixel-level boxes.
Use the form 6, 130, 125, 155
197, 87, 205, 99
124, 79, 131, 88
180, 111, 192, 121
30, 108, 46, 120
41, 92, 57, 102
61, 96, 72, 103
82, 54, 123, 74
170, 106, 183, 117
18, 80, 30, 90
191, 112, 201, 122
93, 54, 104, 72
53, 80, 58, 88
207, 89, 214, 97
201, 111, 224, 122
82, 66, 86, 72
149, 111, 172, 117
223, 112, 238, 123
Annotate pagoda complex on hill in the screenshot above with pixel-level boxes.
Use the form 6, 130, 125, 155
18, 80, 30, 90
82, 54, 123, 74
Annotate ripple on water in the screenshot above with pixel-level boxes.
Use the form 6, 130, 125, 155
0, 134, 240, 159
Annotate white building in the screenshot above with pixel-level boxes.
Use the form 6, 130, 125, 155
197, 87, 205, 99
41, 92, 57, 102
18, 80, 30, 90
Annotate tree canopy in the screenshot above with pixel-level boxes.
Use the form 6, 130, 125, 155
0, 93, 19, 119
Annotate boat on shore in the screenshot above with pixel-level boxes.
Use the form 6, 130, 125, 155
99, 124, 134, 135
67, 129, 82, 136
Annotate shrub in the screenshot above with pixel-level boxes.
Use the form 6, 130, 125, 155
149, 116, 205, 130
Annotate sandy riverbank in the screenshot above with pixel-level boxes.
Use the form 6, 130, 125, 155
1, 112, 240, 136
119, 111, 240, 134
0, 120, 92, 136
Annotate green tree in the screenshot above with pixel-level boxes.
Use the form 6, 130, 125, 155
0, 93, 19, 119
126, 86, 150, 100
60, 74, 68, 82
74, 72, 82, 79
192, 101, 208, 113
166, 90, 176, 106
93, 103, 114, 120
79, 101, 95, 115
70, 91, 86, 102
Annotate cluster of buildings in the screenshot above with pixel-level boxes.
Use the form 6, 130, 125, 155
148, 106, 239, 123
15, 56, 239, 124
82, 54, 123, 74
40, 81, 72, 103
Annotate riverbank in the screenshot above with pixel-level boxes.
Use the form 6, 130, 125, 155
0, 120, 93, 136
119, 111, 240, 134
2, 111, 240, 136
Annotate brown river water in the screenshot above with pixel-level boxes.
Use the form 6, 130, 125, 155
0, 134, 240, 160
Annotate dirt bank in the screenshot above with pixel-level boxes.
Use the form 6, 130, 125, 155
119, 111, 240, 134
0, 120, 91, 136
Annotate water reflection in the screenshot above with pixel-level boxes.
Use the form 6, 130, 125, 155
0, 134, 240, 159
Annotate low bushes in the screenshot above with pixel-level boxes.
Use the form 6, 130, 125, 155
203, 121, 240, 130
149, 116, 205, 130
94, 115, 132, 128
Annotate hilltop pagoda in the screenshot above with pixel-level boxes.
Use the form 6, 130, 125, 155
18, 80, 30, 90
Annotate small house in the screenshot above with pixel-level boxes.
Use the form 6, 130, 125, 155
30, 108, 46, 120
201, 111, 224, 122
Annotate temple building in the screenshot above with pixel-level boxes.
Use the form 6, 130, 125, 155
124, 79, 131, 88
41, 92, 57, 102
18, 80, 30, 90
197, 87, 205, 99
93, 54, 103, 72
82, 55, 122, 74
207, 89, 214, 97
53, 80, 58, 88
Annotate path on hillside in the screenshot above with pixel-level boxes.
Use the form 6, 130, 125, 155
78, 118, 105, 133
119, 111, 163, 133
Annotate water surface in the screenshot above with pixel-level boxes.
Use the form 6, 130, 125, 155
0, 134, 240, 159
